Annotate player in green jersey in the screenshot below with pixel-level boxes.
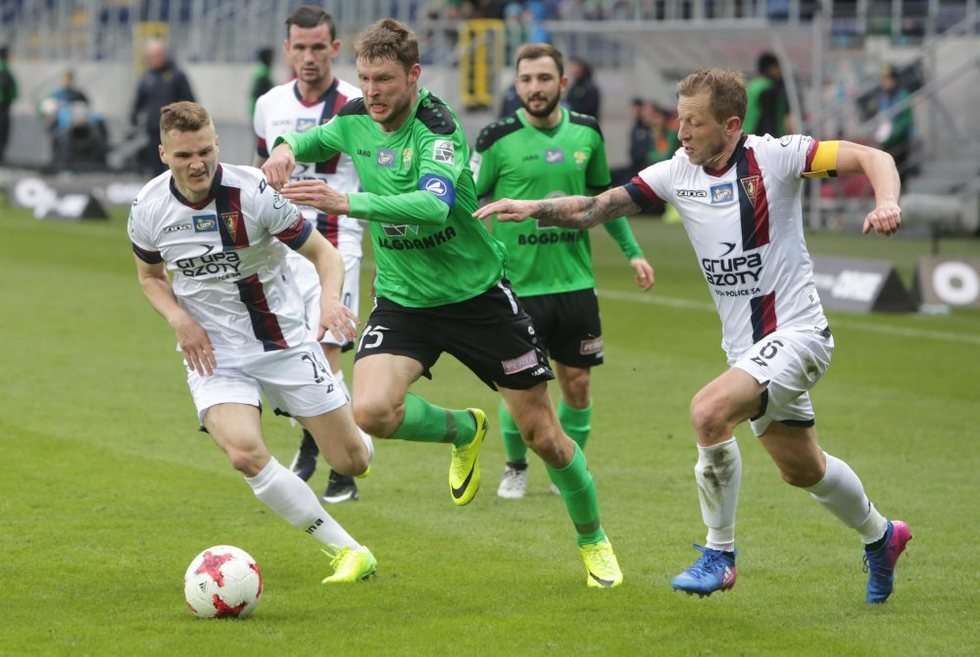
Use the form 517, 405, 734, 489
262, 19, 623, 588
472, 43, 654, 500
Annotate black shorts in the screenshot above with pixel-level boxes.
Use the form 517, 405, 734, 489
354, 280, 554, 391
519, 288, 604, 369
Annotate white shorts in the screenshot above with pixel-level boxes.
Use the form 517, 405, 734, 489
187, 343, 348, 425
295, 253, 361, 348
730, 326, 835, 437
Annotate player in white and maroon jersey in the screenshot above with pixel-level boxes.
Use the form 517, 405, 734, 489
130, 101, 377, 583
253, 5, 366, 503
475, 68, 911, 604
253, 72, 362, 259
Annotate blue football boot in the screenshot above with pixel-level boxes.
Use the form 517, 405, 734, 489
672, 545, 737, 597
864, 520, 912, 604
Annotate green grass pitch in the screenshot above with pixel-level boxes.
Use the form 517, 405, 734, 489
2, 203, 978, 657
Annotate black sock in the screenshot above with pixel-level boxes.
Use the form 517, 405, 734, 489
866, 531, 889, 552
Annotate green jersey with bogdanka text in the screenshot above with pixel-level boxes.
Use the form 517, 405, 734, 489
277, 88, 505, 308
473, 108, 643, 297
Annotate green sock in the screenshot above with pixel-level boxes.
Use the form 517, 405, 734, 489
558, 400, 592, 451
498, 401, 527, 464
546, 443, 606, 546
389, 393, 476, 447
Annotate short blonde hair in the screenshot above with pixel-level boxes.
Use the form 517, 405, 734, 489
160, 101, 212, 137
677, 69, 747, 123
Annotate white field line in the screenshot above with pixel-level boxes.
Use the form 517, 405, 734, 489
597, 289, 980, 347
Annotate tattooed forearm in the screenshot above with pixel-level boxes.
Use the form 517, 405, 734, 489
534, 196, 597, 228
534, 187, 641, 229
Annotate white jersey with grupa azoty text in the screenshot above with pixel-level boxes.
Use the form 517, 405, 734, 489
128, 163, 313, 363
627, 134, 839, 358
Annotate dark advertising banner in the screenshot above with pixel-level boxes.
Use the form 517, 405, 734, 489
812, 256, 915, 313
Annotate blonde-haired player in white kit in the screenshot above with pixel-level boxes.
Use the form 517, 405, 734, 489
476, 68, 911, 603
130, 101, 376, 583
253, 5, 366, 503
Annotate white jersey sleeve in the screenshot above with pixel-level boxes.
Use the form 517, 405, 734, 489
625, 158, 675, 210
756, 134, 811, 182
757, 133, 843, 182
239, 167, 310, 248
128, 174, 171, 263
127, 199, 154, 253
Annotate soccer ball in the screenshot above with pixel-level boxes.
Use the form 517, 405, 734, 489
183, 545, 263, 619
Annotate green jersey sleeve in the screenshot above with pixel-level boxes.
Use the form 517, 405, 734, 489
347, 189, 449, 226
602, 217, 644, 260
347, 126, 467, 226
278, 116, 344, 163
472, 146, 497, 198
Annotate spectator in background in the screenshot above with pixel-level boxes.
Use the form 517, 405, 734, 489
564, 56, 600, 120
643, 101, 679, 166
628, 97, 651, 172
250, 47, 275, 118
45, 69, 89, 109
130, 39, 195, 176
0, 46, 17, 164
40, 70, 108, 171
744, 51, 790, 137
611, 97, 649, 187
874, 65, 914, 182
642, 101, 681, 222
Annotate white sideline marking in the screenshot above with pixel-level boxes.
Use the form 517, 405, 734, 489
597, 289, 980, 347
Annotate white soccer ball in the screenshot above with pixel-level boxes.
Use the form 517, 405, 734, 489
183, 545, 263, 619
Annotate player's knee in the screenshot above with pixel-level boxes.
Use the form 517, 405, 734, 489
690, 394, 728, 440
319, 436, 370, 477
352, 397, 399, 437
226, 446, 268, 477
778, 461, 824, 487
345, 444, 371, 476
521, 419, 566, 462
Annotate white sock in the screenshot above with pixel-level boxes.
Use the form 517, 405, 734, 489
695, 438, 742, 552
806, 452, 888, 544
333, 369, 374, 461
246, 457, 361, 549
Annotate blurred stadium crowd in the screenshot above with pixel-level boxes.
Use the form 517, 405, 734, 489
0, 0, 977, 236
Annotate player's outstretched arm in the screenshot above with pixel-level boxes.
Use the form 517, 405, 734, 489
296, 231, 357, 343
835, 140, 902, 236
473, 186, 641, 230
134, 256, 215, 376
281, 179, 350, 216
261, 143, 296, 191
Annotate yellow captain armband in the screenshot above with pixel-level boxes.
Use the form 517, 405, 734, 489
802, 140, 840, 178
